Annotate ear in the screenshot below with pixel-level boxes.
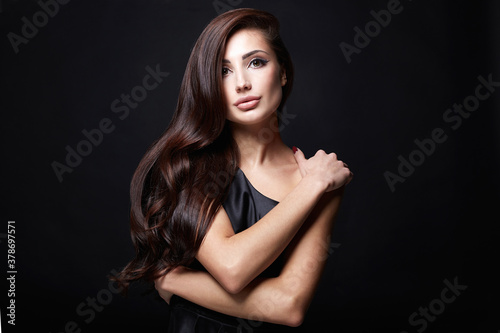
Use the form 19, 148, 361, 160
280, 65, 287, 86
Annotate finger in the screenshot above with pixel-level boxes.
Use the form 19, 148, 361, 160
293, 146, 307, 177
345, 171, 354, 185
292, 146, 306, 164
327, 151, 337, 160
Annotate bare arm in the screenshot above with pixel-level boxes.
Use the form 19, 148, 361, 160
156, 187, 345, 327
196, 148, 350, 294
275, 188, 343, 320
197, 175, 323, 294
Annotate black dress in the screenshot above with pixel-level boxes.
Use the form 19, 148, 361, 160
167, 168, 299, 332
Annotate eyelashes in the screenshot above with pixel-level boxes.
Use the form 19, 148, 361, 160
222, 58, 269, 76
249, 58, 269, 68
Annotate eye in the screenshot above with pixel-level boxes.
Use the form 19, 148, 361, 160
222, 67, 231, 76
249, 58, 268, 69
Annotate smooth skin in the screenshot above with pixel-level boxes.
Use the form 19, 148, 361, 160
154, 29, 352, 327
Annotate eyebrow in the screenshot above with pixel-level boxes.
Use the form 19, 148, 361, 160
222, 49, 270, 64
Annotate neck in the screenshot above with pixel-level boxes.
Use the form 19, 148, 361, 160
230, 112, 286, 169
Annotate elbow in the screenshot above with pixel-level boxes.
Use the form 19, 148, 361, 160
285, 312, 305, 328
282, 295, 306, 327
220, 277, 246, 295
259, 289, 306, 327
286, 315, 304, 328
217, 261, 249, 294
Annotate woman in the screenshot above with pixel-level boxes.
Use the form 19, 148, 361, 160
116, 8, 352, 332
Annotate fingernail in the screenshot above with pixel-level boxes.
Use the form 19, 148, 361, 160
292, 146, 297, 154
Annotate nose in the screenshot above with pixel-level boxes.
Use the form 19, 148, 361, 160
235, 72, 251, 92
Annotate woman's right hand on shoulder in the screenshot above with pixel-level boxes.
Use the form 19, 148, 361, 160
293, 147, 353, 193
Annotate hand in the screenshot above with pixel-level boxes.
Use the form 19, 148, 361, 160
293, 147, 353, 192
155, 272, 174, 304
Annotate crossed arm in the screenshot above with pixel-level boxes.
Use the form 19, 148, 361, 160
155, 149, 351, 326
156, 189, 343, 326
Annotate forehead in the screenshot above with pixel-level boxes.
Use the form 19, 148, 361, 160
223, 29, 272, 59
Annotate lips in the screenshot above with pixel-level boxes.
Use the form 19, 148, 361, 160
234, 96, 261, 111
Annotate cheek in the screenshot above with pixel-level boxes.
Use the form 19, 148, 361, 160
222, 81, 232, 105
267, 67, 284, 92
269, 86, 283, 110
264, 71, 283, 106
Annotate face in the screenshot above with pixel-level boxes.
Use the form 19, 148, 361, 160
222, 29, 287, 126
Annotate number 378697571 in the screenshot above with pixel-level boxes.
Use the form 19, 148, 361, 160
7, 221, 16, 269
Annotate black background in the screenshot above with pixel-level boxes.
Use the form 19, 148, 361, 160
1, 0, 499, 332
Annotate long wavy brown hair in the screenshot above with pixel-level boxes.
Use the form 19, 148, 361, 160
115, 8, 294, 291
